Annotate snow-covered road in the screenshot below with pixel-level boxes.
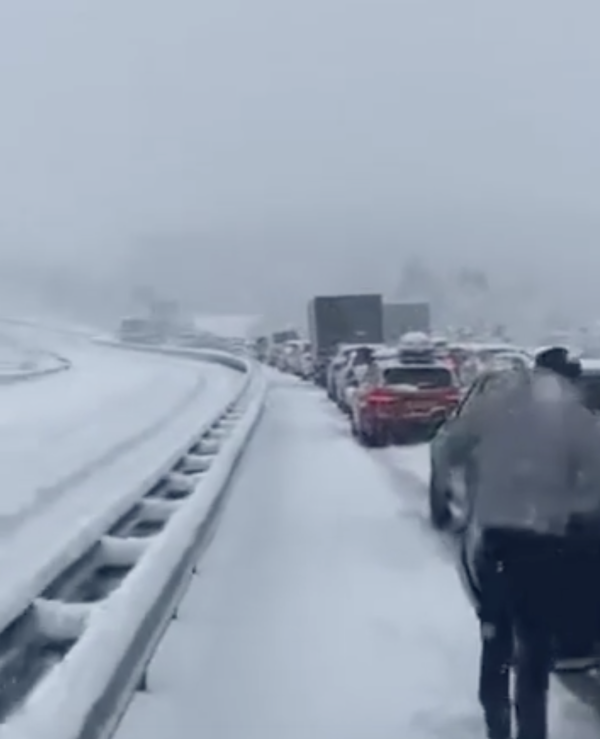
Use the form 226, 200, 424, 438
0, 326, 246, 637
0, 337, 218, 522
116, 374, 599, 739
0, 324, 65, 376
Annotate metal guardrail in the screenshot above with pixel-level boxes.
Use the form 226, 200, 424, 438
0, 347, 266, 739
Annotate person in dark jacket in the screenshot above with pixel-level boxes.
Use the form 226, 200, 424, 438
447, 346, 600, 739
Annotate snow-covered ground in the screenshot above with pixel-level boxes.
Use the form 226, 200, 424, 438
0, 326, 65, 377
116, 374, 599, 739
0, 334, 36, 371
0, 339, 209, 521
0, 326, 246, 635
382, 442, 431, 487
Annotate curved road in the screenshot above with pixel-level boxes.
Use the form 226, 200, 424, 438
0, 325, 245, 637
117, 374, 599, 739
0, 333, 239, 521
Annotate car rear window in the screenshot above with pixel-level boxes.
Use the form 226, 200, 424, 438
578, 374, 600, 412
383, 366, 453, 388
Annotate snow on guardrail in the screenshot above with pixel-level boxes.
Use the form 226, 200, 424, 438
93, 336, 251, 369
0, 348, 251, 641
0, 348, 266, 739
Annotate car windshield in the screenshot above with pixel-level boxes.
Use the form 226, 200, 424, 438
383, 366, 453, 388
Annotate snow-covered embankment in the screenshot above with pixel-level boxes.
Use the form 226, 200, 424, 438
0, 347, 267, 739
0, 330, 70, 382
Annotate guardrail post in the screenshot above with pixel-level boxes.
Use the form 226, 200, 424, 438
0, 345, 264, 739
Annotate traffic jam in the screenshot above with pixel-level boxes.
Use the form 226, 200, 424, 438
266, 332, 542, 452
259, 295, 536, 453
252, 294, 600, 682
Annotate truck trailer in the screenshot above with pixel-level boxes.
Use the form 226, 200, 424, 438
307, 294, 384, 385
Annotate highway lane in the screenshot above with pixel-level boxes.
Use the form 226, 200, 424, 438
116, 374, 599, 739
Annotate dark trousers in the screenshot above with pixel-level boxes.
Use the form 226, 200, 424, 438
475, 528, 600, 739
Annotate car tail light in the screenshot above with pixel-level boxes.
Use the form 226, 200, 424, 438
443, 390, 461, 409
366, 388, 397, 404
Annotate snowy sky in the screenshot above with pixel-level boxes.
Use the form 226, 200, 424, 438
0, 1, 599, 320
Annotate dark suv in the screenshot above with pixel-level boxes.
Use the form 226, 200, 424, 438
429, 360, 600, 530
429, 359, 600, 673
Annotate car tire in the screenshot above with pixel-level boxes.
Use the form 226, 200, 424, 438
358, 424, 376, 447
429, 465, 452, 530
363, 427, 387, 448
374, 430, 388, 447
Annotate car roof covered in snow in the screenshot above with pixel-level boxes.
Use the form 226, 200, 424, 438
580, 358, 600, 374
376, 356, 451, 371
453, 341, 530, 354
338, 342, 383, 353
373, 346, 399, 359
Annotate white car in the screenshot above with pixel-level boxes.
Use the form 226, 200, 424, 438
299, 352, 314, 379
279, 339, 309, 375
339, 346, 399, 411
326, 345, 362, 401
336, 344, 389, 412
